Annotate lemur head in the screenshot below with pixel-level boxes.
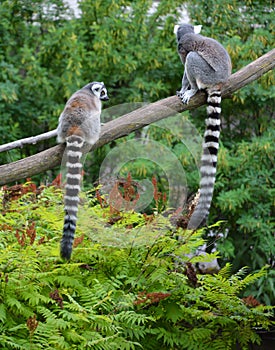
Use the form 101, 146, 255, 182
174, 24, 202, 41
85, 81, 109, 101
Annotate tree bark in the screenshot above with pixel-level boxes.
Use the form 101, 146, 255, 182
0, 49, 274, 185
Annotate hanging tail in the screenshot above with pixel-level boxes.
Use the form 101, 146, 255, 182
187, 89, 221, 229
60, 135, 84, 259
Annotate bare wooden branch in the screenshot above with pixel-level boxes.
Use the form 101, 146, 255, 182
0, 130, 58, 153
0, 49, 274, 185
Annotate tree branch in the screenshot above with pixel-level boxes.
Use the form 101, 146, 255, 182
0, 49, 274, 185
0, 130, 58, 153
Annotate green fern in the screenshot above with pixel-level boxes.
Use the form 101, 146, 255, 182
0, 183, 274, 349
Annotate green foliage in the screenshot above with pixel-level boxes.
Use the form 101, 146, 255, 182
0, 183, 274, 349
213, 125, 275, 305
78, 0, 184, 103
0, 0, 76, 165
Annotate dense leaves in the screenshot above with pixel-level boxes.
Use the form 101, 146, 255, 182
214, 126, 275, 305
0, 183, 273, 349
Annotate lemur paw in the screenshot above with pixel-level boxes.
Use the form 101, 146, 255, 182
176, 89, 186, 98
176, 91, 186, 103
177, 89, 198, 105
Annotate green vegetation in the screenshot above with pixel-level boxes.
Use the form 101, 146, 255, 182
214, 126, 275, 305
0, 183, 273, 349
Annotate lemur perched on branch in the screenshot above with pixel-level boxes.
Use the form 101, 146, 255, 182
57, 82, 109, 260
175, 24, 231, 229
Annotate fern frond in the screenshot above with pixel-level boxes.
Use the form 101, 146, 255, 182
0, 303, 7, 323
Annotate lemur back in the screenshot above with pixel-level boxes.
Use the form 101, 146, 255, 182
175, 24, 231, 229
57, 82, 109, 259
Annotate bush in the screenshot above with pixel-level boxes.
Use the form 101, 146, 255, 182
213, 125, 275, 305
0, 182, 273, 349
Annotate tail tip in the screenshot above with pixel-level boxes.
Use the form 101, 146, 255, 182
60, 246, 72, 260
61, 216, 76, 260
187, 212, 207, 230
60, 237, 73, 260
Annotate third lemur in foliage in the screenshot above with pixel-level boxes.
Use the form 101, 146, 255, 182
175, 24, 231, 229
57, 82, 109, 260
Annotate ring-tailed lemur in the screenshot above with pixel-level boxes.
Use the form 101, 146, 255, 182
175, 24, 231, 229
57, 82, 109, 259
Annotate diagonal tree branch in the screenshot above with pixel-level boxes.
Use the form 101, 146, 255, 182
0, 48, 274, 186
0, 130, 58, 153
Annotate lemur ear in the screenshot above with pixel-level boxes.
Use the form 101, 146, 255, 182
194, 25, 202, 34
173, 25, 179, 35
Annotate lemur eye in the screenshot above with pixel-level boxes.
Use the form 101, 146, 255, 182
100, 90, 105, 96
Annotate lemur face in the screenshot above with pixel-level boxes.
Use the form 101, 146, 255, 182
91, 82, 109, 101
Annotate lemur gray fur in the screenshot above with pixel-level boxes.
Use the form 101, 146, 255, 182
57, 82, 109, 260
175, 24, 231, 229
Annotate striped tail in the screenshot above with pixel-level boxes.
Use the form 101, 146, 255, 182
187, 89, 221, 229
60, 135, 84, 260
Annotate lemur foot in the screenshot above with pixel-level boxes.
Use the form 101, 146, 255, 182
177, 89, 198, 104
